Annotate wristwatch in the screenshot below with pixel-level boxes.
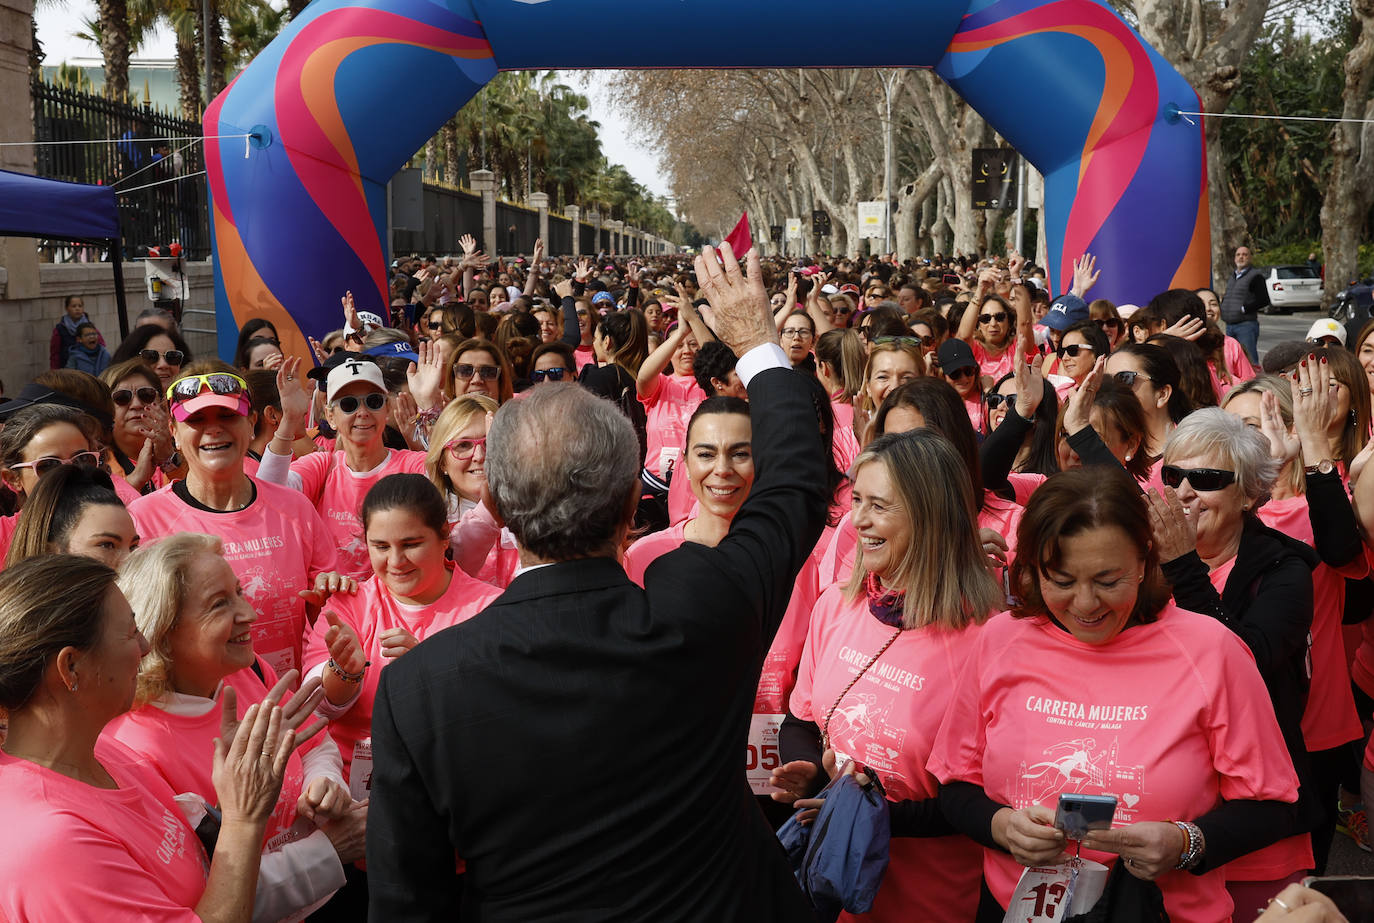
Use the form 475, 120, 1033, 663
1304, 459, 1336, 476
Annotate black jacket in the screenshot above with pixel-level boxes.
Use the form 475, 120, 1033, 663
366, 366, 829, 922
1161, 515, 1321, 833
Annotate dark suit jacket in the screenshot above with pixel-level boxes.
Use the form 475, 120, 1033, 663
367, 365, 829, 922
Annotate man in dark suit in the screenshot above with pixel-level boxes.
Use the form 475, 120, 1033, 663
367, 243, 830, 921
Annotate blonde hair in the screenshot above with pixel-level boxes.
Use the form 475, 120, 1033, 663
843, 430, 1000, 630
859, 340, 926, 419
1221, 375, 1305, 496
117, 533, 222, 707
426, 395, 499, 502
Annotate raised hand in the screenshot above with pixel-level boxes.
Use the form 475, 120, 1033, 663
1063, 355, 1106, 435
1014, 352, 1046, 421
1145, 486, 1197, 565
574, 259, 594, 283
1161, 315, 1205, 341
341, 291, 361, 333
298, 571, 359, 608
1070, 252, 1100, 298
406, 339, 446, 411
1007, 250, 1026, 280
217, 671, 328, 756
458, 233, 477, 256
126, 437, 156, 492
1258, 388, 1300, 467
308, 336, 330, 365
531, 238, 545, 265
692, 243, 775, 356
276, 357, 310, 438
323, 612, 367, 675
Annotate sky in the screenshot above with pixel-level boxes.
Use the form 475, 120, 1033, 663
31, 3, 673, 199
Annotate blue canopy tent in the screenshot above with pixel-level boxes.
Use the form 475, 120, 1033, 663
0, 169, 129, 338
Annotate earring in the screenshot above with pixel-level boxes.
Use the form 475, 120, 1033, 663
68, 681, 78, 693
1124, 453, 1133, 462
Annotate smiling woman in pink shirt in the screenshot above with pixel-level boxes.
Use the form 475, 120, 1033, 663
106, 534, 360, 922
0, 554, 298, 922
303, 474, 502, 801
772, 429, 1002, 922
928, 467, 1302, 923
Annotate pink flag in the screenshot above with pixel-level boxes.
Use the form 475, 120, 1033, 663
722, 212, 753, 256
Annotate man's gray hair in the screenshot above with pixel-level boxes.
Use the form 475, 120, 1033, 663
1163, 407, 1279, 503
487, 383, 641, 561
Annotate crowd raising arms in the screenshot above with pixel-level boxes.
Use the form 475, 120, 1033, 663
0, 240, 1366, 921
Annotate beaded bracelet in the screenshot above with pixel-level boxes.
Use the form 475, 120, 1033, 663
327, 659, 369, 684
1172, 820, 1204, 870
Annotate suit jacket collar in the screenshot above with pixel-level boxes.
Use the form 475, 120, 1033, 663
497, 556, 633, 605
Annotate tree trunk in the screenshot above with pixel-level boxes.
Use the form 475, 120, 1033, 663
1321, 0, 1374, 304
443, 120, 459, 184
894, 163, 940, 262
288, 0, 309, 17
207, 0, 226, 98
97, 0, 131, 101
175, 35, 201, 120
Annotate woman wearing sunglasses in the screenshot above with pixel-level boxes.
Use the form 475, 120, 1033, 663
0, 405, 105, 556
1089, 299, 1126, 349
1148, 409, 1321, 916
446, 337, 514, 405
257, 356, 432, 581
1047, 320, 1111, 399
1105, 343, 1194, 488
1224, 371, 1370, 875
424, 395, 516, 588
954, 293, 1018, 383
528, 342, 577, 386
109, 324, 192, 391
100, 358, 179, 496
128, 361, 342, 677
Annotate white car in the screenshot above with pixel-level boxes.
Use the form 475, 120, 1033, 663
1264, 265, 1323, 311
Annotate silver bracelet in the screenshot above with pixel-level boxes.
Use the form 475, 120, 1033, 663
1172, 820, 1204, 870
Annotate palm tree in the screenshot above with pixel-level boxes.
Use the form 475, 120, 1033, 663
97, 0, 132, 100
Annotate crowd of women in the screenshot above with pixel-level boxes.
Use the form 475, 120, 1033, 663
0, 238, 1368, 922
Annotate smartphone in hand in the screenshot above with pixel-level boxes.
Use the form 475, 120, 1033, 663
1053, 793, 1117, 840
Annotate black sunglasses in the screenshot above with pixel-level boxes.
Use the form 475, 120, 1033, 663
141, 348, 185, 366
979, 312, 1009, 324
985, 392, 1015, 409
113, 386, 159, 407
427, 320, 443, 330
1093, 318, 1121, 329
1058, 344, 1095, 358
947, 366, 976, 381
456, 363, 500, 381
530, 367, 568, 383
1113, 370, 1153, 387
335, 392, 387, 414
1161, 465, 1236, 491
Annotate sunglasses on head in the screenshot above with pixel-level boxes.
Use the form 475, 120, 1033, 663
1112, 370, 1153, 387
113, 386, 159, 407
335, 392, 387, 414
168, 372, 247, 403
1058, 344, 1095, 358
978, 312, 1009, 325
141, 348, 185, 367
1161, 465, 1236, 491
10, 451, 102, 476
530, 367, 568, 383
872, 335, 920, 347
445, 435, 487, 460
456, 363, 500, 381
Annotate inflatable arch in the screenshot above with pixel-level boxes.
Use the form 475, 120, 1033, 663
205, 0, 1210, 358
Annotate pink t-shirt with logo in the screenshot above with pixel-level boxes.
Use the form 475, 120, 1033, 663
104, 658, 311, 850
791, 586, 985, 921
928, 606, 1300, 923
639, 373, 706, 477
0, 737, 208, 921
971, 337, 1016, 381
1257, 495, 1363, 751
302, 566, 502, 789
129, 480, 338, 677
290, 449, 429, 580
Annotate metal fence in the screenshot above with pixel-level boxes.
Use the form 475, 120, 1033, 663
31, 81, 210, 262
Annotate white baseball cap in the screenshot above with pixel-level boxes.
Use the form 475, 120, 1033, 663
343, 311, 385, 337
1306, 318, 1347, 346
325, 358, 387, 403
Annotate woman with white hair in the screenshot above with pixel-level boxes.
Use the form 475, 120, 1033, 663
106, 533, 361, 921
1148, 408, 1320, 917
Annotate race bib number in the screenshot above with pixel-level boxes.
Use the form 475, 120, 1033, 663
658, 446, 681, 477
745, 713, 784, 795
350, 739, 374, 802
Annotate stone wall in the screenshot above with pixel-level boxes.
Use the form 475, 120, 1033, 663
0, 259, 219, 393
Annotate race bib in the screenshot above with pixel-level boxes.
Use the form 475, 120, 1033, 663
350, 739, 374, 802
658, 446, 681, 477
1003, 859, 1108, 923
745, 713, 784, 795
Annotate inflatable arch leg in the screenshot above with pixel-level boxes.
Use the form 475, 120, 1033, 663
205, 0, 1208, 358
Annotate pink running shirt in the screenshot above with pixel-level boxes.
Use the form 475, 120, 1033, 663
0, 737, 208, 921
791, 586, 986, 921
928, 606, 1299, 923
129, 480, 338, 676
639, 373, 706, 477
